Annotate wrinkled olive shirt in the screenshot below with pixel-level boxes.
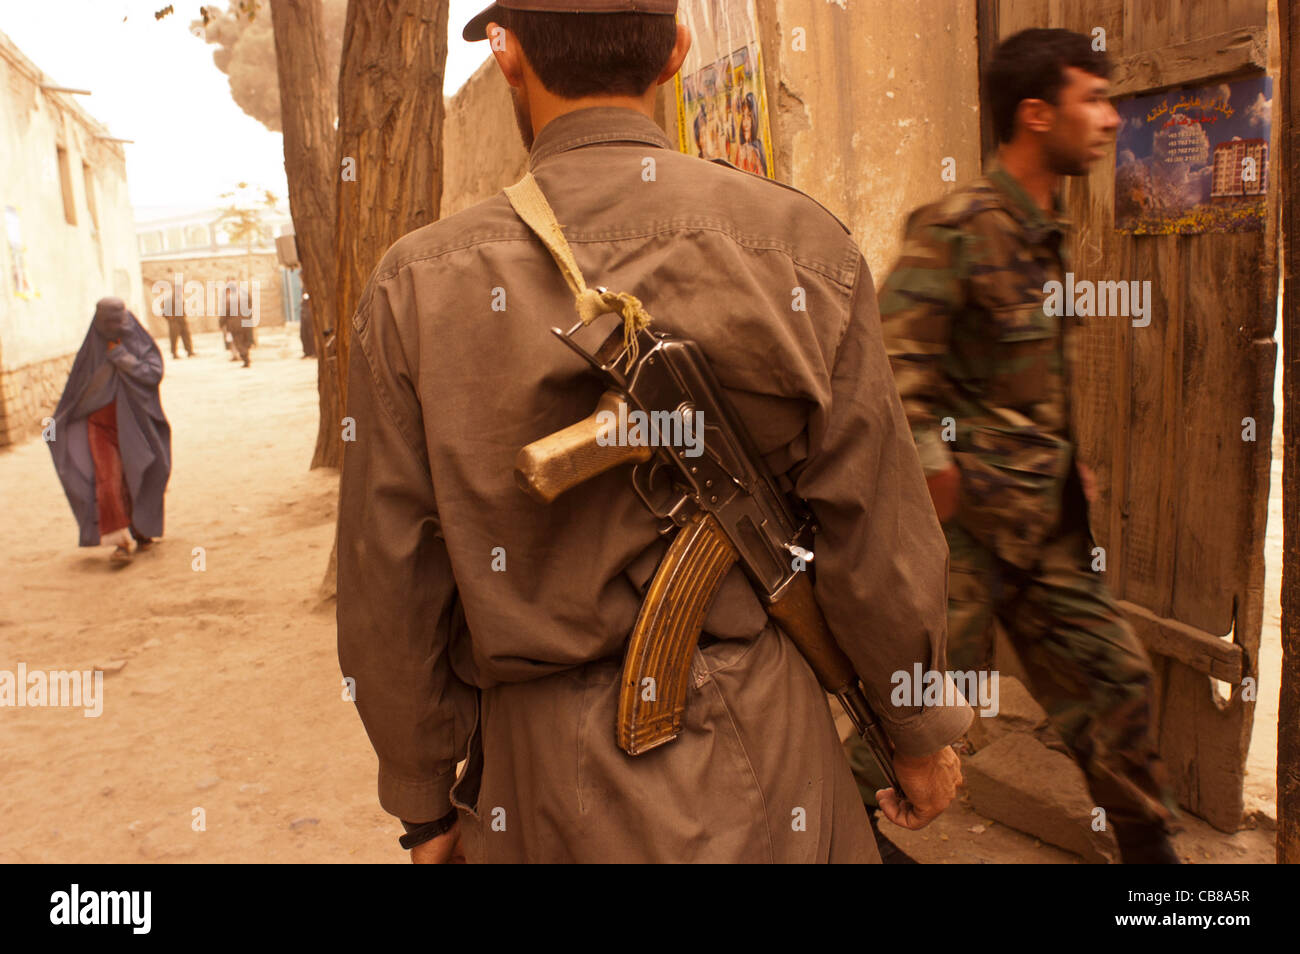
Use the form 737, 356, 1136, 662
337, 107, 972, 824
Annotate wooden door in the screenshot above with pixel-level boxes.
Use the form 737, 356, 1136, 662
981, 0, 1279, 831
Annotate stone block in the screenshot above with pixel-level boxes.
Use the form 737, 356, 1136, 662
963, 732, 1119, 863
966, 674, 1047, 750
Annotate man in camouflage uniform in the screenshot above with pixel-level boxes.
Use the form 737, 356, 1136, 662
860, 28, 1180, 863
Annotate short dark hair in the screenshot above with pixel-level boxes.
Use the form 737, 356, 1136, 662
498, 10, 677, 99
986, 28, 1112, 143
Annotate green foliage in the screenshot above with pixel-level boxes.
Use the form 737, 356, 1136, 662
216, 184, 280, 269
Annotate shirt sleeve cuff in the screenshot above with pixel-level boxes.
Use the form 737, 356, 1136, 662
377, 764, 457, 823
880, 673, 975, 757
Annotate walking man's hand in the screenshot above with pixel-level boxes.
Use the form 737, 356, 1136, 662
926, 464, 961, 523
410, 822, 466, 864
1077, 461, 1098, 504
876, 746, 963, 830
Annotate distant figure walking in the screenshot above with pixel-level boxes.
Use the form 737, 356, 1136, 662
49, 297, 171, 564
166, 303, 195, 359
222, 278, 251, 368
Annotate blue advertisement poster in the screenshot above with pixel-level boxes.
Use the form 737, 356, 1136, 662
1114, 75, 1272, 234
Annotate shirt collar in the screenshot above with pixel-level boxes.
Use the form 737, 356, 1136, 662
984, 158, 1071, 241
528, 107, 673, 170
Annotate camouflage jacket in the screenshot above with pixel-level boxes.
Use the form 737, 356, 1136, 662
878, 163, 1080, 569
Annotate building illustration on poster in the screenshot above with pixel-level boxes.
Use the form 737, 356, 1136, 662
1114, 75, 1272, 234
673, 0, 775, 179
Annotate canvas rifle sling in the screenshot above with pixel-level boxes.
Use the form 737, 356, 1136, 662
503, 172, 652, 367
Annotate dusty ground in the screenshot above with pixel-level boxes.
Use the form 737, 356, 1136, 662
1, 330, 405, 863
0, 327, 1283, 864
878, 791, 1274, 864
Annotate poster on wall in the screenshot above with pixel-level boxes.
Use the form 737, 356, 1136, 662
1114, 75, 1272, 234
5, 205, 35, 299
674, 0, 775, 178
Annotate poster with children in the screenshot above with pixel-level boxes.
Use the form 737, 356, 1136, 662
674, 0, 775, 178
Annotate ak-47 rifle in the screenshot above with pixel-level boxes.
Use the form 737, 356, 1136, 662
515, 315, 907, 801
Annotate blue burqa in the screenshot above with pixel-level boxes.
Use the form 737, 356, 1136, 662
49, 297, 171, 546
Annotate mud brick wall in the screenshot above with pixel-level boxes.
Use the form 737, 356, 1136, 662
0, 352, 75, 448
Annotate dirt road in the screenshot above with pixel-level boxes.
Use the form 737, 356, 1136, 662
1, 330, 404, 863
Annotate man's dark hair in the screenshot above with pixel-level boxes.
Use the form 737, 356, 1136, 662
986, 28, 1112, 143
499, 10, 677, 99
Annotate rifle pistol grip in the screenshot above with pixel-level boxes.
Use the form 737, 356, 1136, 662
515, 390, 653, 503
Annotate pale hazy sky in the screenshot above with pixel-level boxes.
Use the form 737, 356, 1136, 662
1, 0, 491, 216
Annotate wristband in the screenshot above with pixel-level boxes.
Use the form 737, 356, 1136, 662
399, 807, 460, 850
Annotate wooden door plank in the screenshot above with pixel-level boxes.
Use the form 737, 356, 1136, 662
1125, 0, 1187, 51
1119, 599, 1246, 681
1185, 0, 1266, 41
1157, 660, 1249, 830
1121, 235, 1181, 613
997, 0, 1052, 38
1171, 233, 1271, 629
1060, 0, 1125, 55
1110, 27, 1267, 97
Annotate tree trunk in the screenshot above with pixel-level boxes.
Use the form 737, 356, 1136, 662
319, 0, 448, 599
333, 0, 448, 421
1278, 0, 1298, 865
269, 0, 343, 470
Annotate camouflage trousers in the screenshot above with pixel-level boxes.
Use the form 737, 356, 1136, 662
848, 504, 1178, 833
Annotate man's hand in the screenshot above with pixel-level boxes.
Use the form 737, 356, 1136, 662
925, 464, 961, 523
1077, 461, 1098, 504
410, 820, 466, 864
875, 746, 963, 830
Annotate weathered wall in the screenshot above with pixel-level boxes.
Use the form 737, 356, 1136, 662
0, 31, 143, 367
140, 251, 288, 337
0, 352, 74, 448
441, 57, 679, 216
440, 57, 528, 217
0, 29, 143, 446
438, 8, 981, 284
754, 0, 983, 281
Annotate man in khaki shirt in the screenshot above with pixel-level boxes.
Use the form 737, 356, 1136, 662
337, 0, 970, 863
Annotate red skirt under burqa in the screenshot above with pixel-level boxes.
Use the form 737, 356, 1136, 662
88, 401, 132, 537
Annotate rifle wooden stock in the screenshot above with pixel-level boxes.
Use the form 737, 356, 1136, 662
515, 390, 652, 504
768, 574, 858, 693
771, 574, 905, 797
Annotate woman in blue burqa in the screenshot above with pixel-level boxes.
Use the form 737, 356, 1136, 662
49, 297, 171, 564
